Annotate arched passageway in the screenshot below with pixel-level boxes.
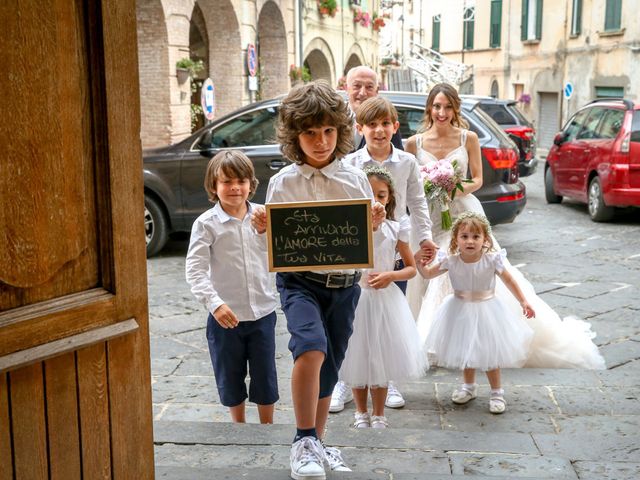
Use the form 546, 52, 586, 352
257, 1, 288, 100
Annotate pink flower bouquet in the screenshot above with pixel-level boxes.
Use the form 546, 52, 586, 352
419, 160, 471, 230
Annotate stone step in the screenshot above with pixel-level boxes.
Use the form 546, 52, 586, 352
155, 465, 550, 480
153, 421, 594, 479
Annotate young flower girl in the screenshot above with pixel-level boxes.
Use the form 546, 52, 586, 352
339, 166, 427, 428
416, 212, 535, 413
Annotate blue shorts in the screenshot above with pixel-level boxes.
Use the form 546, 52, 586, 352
276, 272, 361, 398
206, 311, 279, 407
394, 258, 408, 294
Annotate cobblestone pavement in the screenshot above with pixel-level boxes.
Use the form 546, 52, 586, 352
149, 166, 640, 479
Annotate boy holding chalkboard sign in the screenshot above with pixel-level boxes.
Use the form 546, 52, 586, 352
186, 151, 279, 425
252, 80, 385, 479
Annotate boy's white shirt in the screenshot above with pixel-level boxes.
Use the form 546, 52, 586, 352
185, 201, 277, 320
343, 144, 433, 243
265, 159, 381, 274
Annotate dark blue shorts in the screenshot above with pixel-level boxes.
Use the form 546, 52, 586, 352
206, 311, 279, 407
276, 272, 361, 399
394, 258, 408, 294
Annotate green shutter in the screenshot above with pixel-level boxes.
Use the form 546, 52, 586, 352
463, 7, 474, 50
490, 0, 502, 47
432, 16, 440, 51
535, 0, 543, 39
605, 0, 622, 31
521, 0, 528, 40
595, 86, 624, 98
572, 0, 582, 35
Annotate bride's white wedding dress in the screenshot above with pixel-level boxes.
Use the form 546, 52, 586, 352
409, 130, 605, 369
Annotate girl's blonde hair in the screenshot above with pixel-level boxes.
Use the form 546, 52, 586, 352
449, 212, 494, 254
421, 82, 469, 131
204, 150, 258, 203
277, 80, 354, 164
362, 165, 396, 220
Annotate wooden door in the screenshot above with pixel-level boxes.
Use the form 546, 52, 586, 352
0, 1, 154, 478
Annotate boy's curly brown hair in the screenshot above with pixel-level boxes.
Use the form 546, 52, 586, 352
204, 150, 258, 203
277, 80, 354, 164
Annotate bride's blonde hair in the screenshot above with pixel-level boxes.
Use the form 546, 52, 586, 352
421, 83, 468, 131
449, 212, 494, 255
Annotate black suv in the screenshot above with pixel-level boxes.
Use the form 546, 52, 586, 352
143, 92, 525, 256
463, 95, 538, 177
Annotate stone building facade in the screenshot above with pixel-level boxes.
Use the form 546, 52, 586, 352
136, 0, 382, 148
418, 0, 639, 148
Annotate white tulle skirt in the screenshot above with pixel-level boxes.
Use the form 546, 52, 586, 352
412, 194, 606, 370
425, 294, 534, 371
340, 283, 428, 388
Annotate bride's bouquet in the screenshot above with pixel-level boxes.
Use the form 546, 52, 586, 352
420, 159, 471, 230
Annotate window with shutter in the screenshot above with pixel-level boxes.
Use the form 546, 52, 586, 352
604, 0, 622, 31
571, 0, 582, 35
521, 0, 543, 41
463, 6, 475, 50
432, 15, 441, 51
490, 0, 502, 47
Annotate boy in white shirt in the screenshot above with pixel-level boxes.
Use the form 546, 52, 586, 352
252, 80, 385, 480
186, 150, 278, 424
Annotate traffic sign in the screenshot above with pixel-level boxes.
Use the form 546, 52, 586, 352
201, 78, 215, 121
564, 82, 574, 100
247, 44, 258, 77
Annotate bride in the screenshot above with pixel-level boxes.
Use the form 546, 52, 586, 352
405, 83, 605, 369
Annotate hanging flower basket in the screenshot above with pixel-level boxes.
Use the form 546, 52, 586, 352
518, 93, 532, 105
289, 64, 312, 83
353, 9, 371, 27
372, 12, 385, 31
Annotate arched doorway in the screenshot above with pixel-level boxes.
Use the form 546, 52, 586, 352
344, 53, 362, 75
303, 37, 335, 83
490, 79, 499, 98
190, 4, 209, 131
136, 0, 171, 147
198, 0, 242, 117
257, 1, 288, 100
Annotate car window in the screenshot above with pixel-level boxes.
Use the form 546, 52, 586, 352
596, 109, 625, 139
479, 104, 516, 125
576, 107, 606, 140
395, 106, 425, 137
563, 110, 589, 141
506, 104, 531, 126
631, 111, 640, 143
196, 107, 278, 150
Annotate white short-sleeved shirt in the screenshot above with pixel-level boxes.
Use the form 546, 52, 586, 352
343, 145, 432, 242
185, 202, 277, 321
266, 159, 375, 274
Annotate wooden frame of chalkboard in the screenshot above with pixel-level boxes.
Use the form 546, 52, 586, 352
266, 199, 373, 272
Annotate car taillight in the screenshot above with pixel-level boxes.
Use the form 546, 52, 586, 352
504, 126, 535, 141
496, 192, 525, 202
482, 147, 518, 169
620, 131, 630, 153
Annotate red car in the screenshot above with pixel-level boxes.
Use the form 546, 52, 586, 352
545, 98, 640, 221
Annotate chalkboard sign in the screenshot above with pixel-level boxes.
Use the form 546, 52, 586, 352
266, 199, 373, 272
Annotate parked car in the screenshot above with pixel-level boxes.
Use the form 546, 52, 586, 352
544, 98, 640, 221
463, 95, 538, 177
143, 91, 525, 256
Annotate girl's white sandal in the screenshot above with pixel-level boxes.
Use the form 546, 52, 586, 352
451, 384, 477, 404
489, 394, 506, 414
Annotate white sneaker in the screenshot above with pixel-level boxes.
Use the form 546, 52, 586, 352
385, 382, 405, 408
329, 381, 353, 413
290, 436, 326, 480
323, 446, 352, 472
353, 411, 370, 428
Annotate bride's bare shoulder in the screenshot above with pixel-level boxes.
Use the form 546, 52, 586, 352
405, 134, 418, 154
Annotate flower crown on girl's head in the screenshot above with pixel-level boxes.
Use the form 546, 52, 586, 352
362, 165, 395, 188
452, 211, 492, 235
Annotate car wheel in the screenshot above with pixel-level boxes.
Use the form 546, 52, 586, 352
544, 167, 562, 204
144, 195, 169, 257
587, 177, 614, 222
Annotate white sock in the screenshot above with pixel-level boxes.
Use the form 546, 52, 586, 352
463, 383, 477, 391
490, 388, 504, 396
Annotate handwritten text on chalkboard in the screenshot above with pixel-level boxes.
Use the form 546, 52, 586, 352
266, 199, 373, 272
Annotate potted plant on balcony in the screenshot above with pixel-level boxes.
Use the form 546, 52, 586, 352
372, 12, 385, 31
317, 0, 338, 17
353, 8, 371, 27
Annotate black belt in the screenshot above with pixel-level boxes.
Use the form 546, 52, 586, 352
297, 271, 362, 288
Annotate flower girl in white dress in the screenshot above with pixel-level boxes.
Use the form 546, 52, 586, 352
416, 212, 535, 413
407, 82, 606, 371
340, 166, 427, 428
